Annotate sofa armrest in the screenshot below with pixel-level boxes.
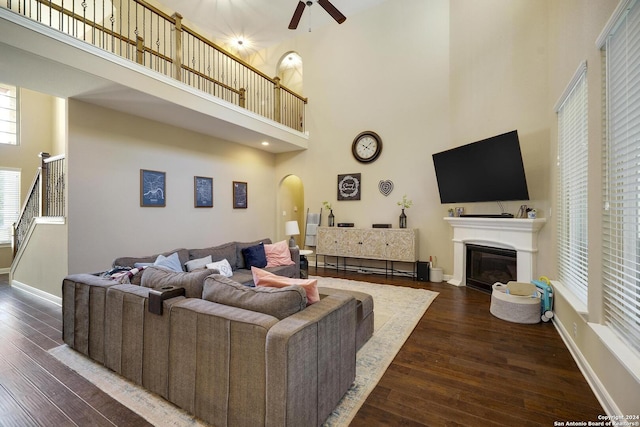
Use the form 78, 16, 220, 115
265, 294, 356, 427
62, 274, 119, 361
289, 246, 300, 278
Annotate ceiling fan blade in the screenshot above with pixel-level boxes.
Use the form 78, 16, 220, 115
288, 1, 306, 30
317, 0, 346, 24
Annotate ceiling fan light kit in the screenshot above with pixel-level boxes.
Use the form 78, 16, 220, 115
288, 0, 347, 30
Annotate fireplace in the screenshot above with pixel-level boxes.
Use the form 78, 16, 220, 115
466, 244, 517, 293
444, 217, 546, 288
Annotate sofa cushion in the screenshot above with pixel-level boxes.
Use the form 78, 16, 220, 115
141, 266, 212, 298
264, 240, 295, 267
252, 267, 320, 304
242, 243, 268, 269
206, 259, 233, 277
113, 248, 190, 271
203, 275, 306, 320
235, 238, 272, 269
189, 242, 237, 270
154, 252, 184, 272
185, 255, 212, 272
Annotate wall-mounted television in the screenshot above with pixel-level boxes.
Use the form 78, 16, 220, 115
432, 130, 530, 204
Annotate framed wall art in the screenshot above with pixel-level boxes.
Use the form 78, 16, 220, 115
140, 169, 166, 207
337, 173, 361, 201
194, 176, 213, 208
233, 181, 248, 209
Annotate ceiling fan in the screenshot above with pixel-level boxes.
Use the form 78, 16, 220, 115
288, 0, 347, 30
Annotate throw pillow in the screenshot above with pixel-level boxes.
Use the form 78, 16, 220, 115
264, 240, 295, 267
252, 267, 320, 304
154, 252, 184, 272
185, 255, 212, 272
141, 266, 212, 298
206, 259, 233, 277
202, 275, 306, 320
241, 243, 267, 269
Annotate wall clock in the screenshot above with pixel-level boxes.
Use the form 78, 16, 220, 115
352, 131, 382, 163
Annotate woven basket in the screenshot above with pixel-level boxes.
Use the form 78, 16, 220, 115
490, 282, 541, 324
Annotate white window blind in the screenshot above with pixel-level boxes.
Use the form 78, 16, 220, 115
602, 0, 640, 354
556, 63, 589, 305
0, 169, 21, 245
0, 83, 19, 146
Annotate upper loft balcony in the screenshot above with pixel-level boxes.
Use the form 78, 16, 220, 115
0, 0, 309, 153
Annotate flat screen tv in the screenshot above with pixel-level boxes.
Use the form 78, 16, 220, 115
432, 130, 529, 204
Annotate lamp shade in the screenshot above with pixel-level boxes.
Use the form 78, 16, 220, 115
285, 220, 300, 236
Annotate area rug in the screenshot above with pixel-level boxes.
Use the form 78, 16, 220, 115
49, 276, 438, 427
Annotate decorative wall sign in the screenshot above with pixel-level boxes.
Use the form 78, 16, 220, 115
194, 176, 213, 208
378, 180, 394, 196
140, 169, 166, 207
337, 173, 361, 201
233, 181, 248, 209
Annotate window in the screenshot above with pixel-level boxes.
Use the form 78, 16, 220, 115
555, 62, 589, 305
601, 0, 640, 354
0, 169, 21, 245
0, 83, 19, 145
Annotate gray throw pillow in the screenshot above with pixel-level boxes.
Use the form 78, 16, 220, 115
141, 266, 212, 298
202, 275, 306, 320
185, 255, 212, 272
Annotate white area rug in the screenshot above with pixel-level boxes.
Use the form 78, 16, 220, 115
49, 276, 438, 427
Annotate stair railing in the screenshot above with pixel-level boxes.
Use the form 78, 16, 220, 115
12, 152, 66, 257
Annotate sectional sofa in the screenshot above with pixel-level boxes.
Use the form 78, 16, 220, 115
61, 239, 373, 426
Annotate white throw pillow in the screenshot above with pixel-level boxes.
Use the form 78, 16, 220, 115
206, 259, 233, 277
185, 255, 212, 272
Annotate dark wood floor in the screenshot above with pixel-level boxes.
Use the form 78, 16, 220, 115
0, 270, 603, 426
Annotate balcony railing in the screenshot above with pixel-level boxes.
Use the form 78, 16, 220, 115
2, 0, 307, 132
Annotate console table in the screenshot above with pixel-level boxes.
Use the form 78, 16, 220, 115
316, 227, 419, 277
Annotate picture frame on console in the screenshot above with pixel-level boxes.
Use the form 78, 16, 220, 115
194, 176, 213, 208
140, 169, 166, 207
233, 181, 248, 209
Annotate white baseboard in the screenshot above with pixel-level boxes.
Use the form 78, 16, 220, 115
0, 267, 9, 275
11, 280, 62, 307
552, 314, 619, 416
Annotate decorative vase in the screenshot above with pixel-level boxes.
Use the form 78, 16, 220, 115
328, 210, 335, 227
399, 209, 407, 228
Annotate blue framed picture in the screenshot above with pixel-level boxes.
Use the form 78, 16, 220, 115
233, 181, 247, 209
140, 169, 166, 207
194, 176, 213, 208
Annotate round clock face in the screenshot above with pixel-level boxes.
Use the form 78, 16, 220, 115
352, 131, 382, 163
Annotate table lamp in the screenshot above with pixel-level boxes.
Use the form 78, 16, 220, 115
285, 220, 300, 248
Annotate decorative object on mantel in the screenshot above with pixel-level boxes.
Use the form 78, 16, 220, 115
323, 201, 335, 227
455, 207, 465, 217
448, 208, 455, 217
397, 194, 413, 228
378, 179, 394, 196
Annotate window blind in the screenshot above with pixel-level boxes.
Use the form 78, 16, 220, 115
0, 83, 18, 146
602, 0, 640, 354
556, 64, 589, 305
0, 169, 21, 245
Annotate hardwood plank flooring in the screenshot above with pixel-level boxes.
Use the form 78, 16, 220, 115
0, 270, 603, 426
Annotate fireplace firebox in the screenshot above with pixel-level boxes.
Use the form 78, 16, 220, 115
466, 244, 517, 293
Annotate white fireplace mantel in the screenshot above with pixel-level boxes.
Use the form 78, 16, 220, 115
444, 217, 546, 287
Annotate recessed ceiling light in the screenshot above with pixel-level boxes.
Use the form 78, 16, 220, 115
261, 141, 270, 146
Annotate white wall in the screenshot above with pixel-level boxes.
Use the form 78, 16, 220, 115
66, 100, 278, 274
258, 0, 548, 276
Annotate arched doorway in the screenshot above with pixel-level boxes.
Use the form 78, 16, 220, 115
276, 51, 303, 95
278, 175, 305, 248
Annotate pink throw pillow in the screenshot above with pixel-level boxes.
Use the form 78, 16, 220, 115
252, 267, 319, 304
264, 240, 295, 267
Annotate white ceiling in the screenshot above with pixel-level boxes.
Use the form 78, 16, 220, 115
158, 0, 388, 53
